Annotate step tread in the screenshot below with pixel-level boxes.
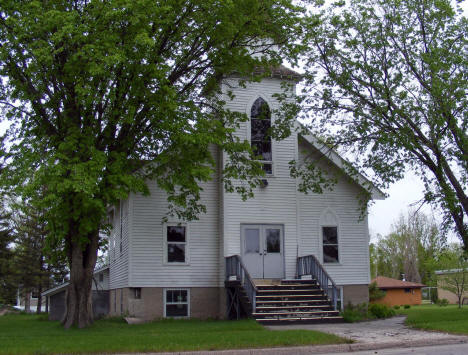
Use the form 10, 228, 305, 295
256, 305, 330, 310
257, 289, 321, 293
253, 311, 339, 316
256, 299, 328, 304
256, 294, 324, 298
257, 316, 343, 322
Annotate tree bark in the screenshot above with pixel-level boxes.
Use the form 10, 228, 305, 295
24, 292, 30, 313
62, 228, 99, 329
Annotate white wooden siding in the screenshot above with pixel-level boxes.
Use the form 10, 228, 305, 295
108, 76, 372, 289
128, 146, 221, 288
297, 138, 371, 285
109, 199, 130, 289
221, 78, 299, 279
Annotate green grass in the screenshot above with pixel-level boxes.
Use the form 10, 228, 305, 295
398, 304, 468, 335
0, 314, 349, 354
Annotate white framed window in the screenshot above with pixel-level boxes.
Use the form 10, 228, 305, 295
250, 97, 273, 175
322, 226, 339, 263
163, 224, 189, 264
164, 289, 190, 318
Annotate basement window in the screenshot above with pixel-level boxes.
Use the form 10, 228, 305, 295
132, 288, 141, 299
164, 289, 189, 318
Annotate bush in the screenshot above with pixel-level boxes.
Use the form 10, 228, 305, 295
403, 304, 411, 309
368, 303, 396, 319
393, 305, 400, 310
341, 303, 369, 323
436, 298, 449, 307
369, 282, 386, 301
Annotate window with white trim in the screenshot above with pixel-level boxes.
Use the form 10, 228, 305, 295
323, 226, 339, 263
250, 97, 273, 174
164, 289, 189, 317
165, 225, 187, 263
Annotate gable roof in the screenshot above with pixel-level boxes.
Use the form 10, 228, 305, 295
372, 276, 425, 289
298, 128, 386, 200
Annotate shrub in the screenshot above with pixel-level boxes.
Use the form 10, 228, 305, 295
436, 298, 449, 307
403, 304, 411, 309
341, 303, 369, 323
369, 282, 386, 301
393, 305, 400, 310
368, 303, 396, 319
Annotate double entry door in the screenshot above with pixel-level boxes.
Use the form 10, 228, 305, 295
241, 224, 284, 279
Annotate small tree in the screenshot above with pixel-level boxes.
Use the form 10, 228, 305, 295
438, 246, 468, 308
369, 281, 386, 302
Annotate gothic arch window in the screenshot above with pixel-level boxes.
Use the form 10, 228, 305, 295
250, 97, 272, 174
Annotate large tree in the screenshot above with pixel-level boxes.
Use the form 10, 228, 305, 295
303, 0, 467, 248
0, 0, 306, 327
370, 210, 444, 285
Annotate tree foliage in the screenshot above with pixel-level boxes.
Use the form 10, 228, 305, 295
0, 0, 307, 327
370, 210, 444, 286
0, 197, 15, 305
438, 244, 468, 308
304, 0, 467, 248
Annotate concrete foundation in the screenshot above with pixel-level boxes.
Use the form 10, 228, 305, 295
343, 284, 369, 306
109, 287, 224, 320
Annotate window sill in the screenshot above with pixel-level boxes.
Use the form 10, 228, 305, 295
163, 262, 190, 266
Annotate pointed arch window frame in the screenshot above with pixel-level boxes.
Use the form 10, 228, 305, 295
250, 97, 273, 175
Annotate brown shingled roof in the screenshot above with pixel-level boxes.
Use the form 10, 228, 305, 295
371, 276, 425, 289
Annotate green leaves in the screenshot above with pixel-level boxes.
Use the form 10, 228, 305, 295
303, 0, 468, 248
0, 0, 306, 250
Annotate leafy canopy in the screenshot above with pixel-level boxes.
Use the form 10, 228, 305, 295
0, 0, 305, 246
303, 0, 467, 248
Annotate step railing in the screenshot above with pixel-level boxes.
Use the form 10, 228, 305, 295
225, 255, 257, 312
296, 254, 338, 310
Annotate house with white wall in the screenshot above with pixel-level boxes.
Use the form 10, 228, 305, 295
106, 66, 384, 323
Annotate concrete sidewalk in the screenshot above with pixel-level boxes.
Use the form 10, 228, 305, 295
267, 315, 468, 345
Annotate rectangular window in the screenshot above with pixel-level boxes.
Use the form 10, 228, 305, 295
165, 225, 187, 263
323, 226, 339, 263
132, 288, 141, 299
404, 288, 411, 293
99, 273, 104, 282
164, 289, 189, 317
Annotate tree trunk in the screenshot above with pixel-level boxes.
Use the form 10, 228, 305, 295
24, 292, 31, 313
62, 229, 99, 329
36, 284, 42, 314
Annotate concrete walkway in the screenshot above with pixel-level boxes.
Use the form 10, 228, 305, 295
267, 316, 468, 346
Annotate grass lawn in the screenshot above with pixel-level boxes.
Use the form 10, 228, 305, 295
398, 304, 468, 335
0, 314, 349, 354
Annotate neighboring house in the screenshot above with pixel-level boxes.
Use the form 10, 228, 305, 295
435, 268, 468, 305
42, 266, 109, 320
105, 66, 385, 324
371, 276, 425, 307
15, 289, 40, 312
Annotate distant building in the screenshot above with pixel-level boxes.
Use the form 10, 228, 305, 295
371, 276, 425, 307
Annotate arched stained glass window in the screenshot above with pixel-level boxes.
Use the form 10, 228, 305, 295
250, 97, 272, 174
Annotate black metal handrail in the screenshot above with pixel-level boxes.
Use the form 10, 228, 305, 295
225, 255, 257, 312
296, 254, 338, 310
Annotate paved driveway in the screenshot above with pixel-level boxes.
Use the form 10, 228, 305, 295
267, 316, 468, 347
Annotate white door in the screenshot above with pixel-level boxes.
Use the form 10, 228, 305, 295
241, 225, 284, 279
